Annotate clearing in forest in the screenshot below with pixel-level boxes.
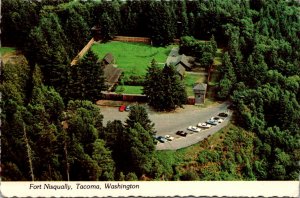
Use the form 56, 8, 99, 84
91, 41, 173, 78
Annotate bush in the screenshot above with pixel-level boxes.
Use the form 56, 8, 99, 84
198, 150, 220, 163
122, 75, 145, 86
236, 154, 243, 164
125, 172, 138, 181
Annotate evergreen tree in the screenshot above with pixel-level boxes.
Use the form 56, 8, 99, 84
161, 64, 187, 111
1, 0, 39, 47
144, 61, 187, 111
147, 2, 176, 46
64, 8, 90, 56
25, 12, 70, 65
125, 123, 157, 177
143, 60, 165, 110
68, 51, 106, 102
176, 1, 189, 37
92, 139, 115, 180
217, 52, 236, 99
125, 105, 155, 135
99, 12, 117, 41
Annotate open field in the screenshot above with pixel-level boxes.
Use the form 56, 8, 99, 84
91, 41, 172, 77
0, 47, 16, 57
115, 85, 143, 94
184, 73, 207, 96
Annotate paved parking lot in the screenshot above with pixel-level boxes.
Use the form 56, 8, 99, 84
100, 102, 231, 150
155, 113, 231, 150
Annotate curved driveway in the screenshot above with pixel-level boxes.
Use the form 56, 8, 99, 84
100, 102, 231, 150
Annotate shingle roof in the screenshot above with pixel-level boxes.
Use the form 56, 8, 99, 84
103, 53, 114, 64
193, 83, 207, 91
103, 64, 122, 85
175, 54, 192, 69
176, 64, 185, 77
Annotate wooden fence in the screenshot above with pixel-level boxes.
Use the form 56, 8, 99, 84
102, 92, 195, 104
102, 92, 147, 102
70, 38, 95, 66
112, 36, 181, 45
112, 36, 151, 44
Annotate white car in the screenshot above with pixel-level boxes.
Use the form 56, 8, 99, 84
187, 126, 201, 132
164, 135, 174, 141
211, 117, 224, 123
197, 122, 212, 129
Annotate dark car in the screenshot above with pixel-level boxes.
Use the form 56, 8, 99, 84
206, 120, 218, 126
156, 136, 167, 143
119, 105, 126, 112
176, 131, 188, 137
218, 112, 228, 117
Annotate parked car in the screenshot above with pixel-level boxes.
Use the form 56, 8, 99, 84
165, 135, 174, 141
218, 112, 228, 117
176, 131, 188, 137
119, 105, 126, 112
187, 126, 201, 132
197, 122, 212, 129
125, 105, 131, 111
156, 136, 167, 143
211, 117, 224, 123
206, 119, 218, 126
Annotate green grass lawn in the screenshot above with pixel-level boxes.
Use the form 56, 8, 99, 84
0, 47, 16, 57
184, 73, 207, 96
115, 85, 143, 94
91, 41, 173, 77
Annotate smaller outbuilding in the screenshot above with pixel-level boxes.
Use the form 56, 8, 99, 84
97, 53, 122, 91
103, 53, 115, 65
176, 64, 186, 80
175, 54, 193, 71
102, 64, 122, 90
193, 83, 207, 104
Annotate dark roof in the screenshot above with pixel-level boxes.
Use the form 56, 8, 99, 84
103, 64, 122, 85
176, 65, 185, 77
175, 54, 192, 69
103, 53, 114, 64
193, 83, 207, 91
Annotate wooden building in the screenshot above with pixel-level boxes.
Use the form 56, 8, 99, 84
193, 83, 207, 104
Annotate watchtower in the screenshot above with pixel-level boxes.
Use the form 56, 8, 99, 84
193, 83, 207, 104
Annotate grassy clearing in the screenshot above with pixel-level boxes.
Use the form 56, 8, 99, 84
213, 48, 223, 66
115, 85, 143, 94
0, 47, 16, 57
91, 41, 172, 77
184, 73, 207, 96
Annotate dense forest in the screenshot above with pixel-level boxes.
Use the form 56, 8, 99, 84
1, 0, 299, 181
